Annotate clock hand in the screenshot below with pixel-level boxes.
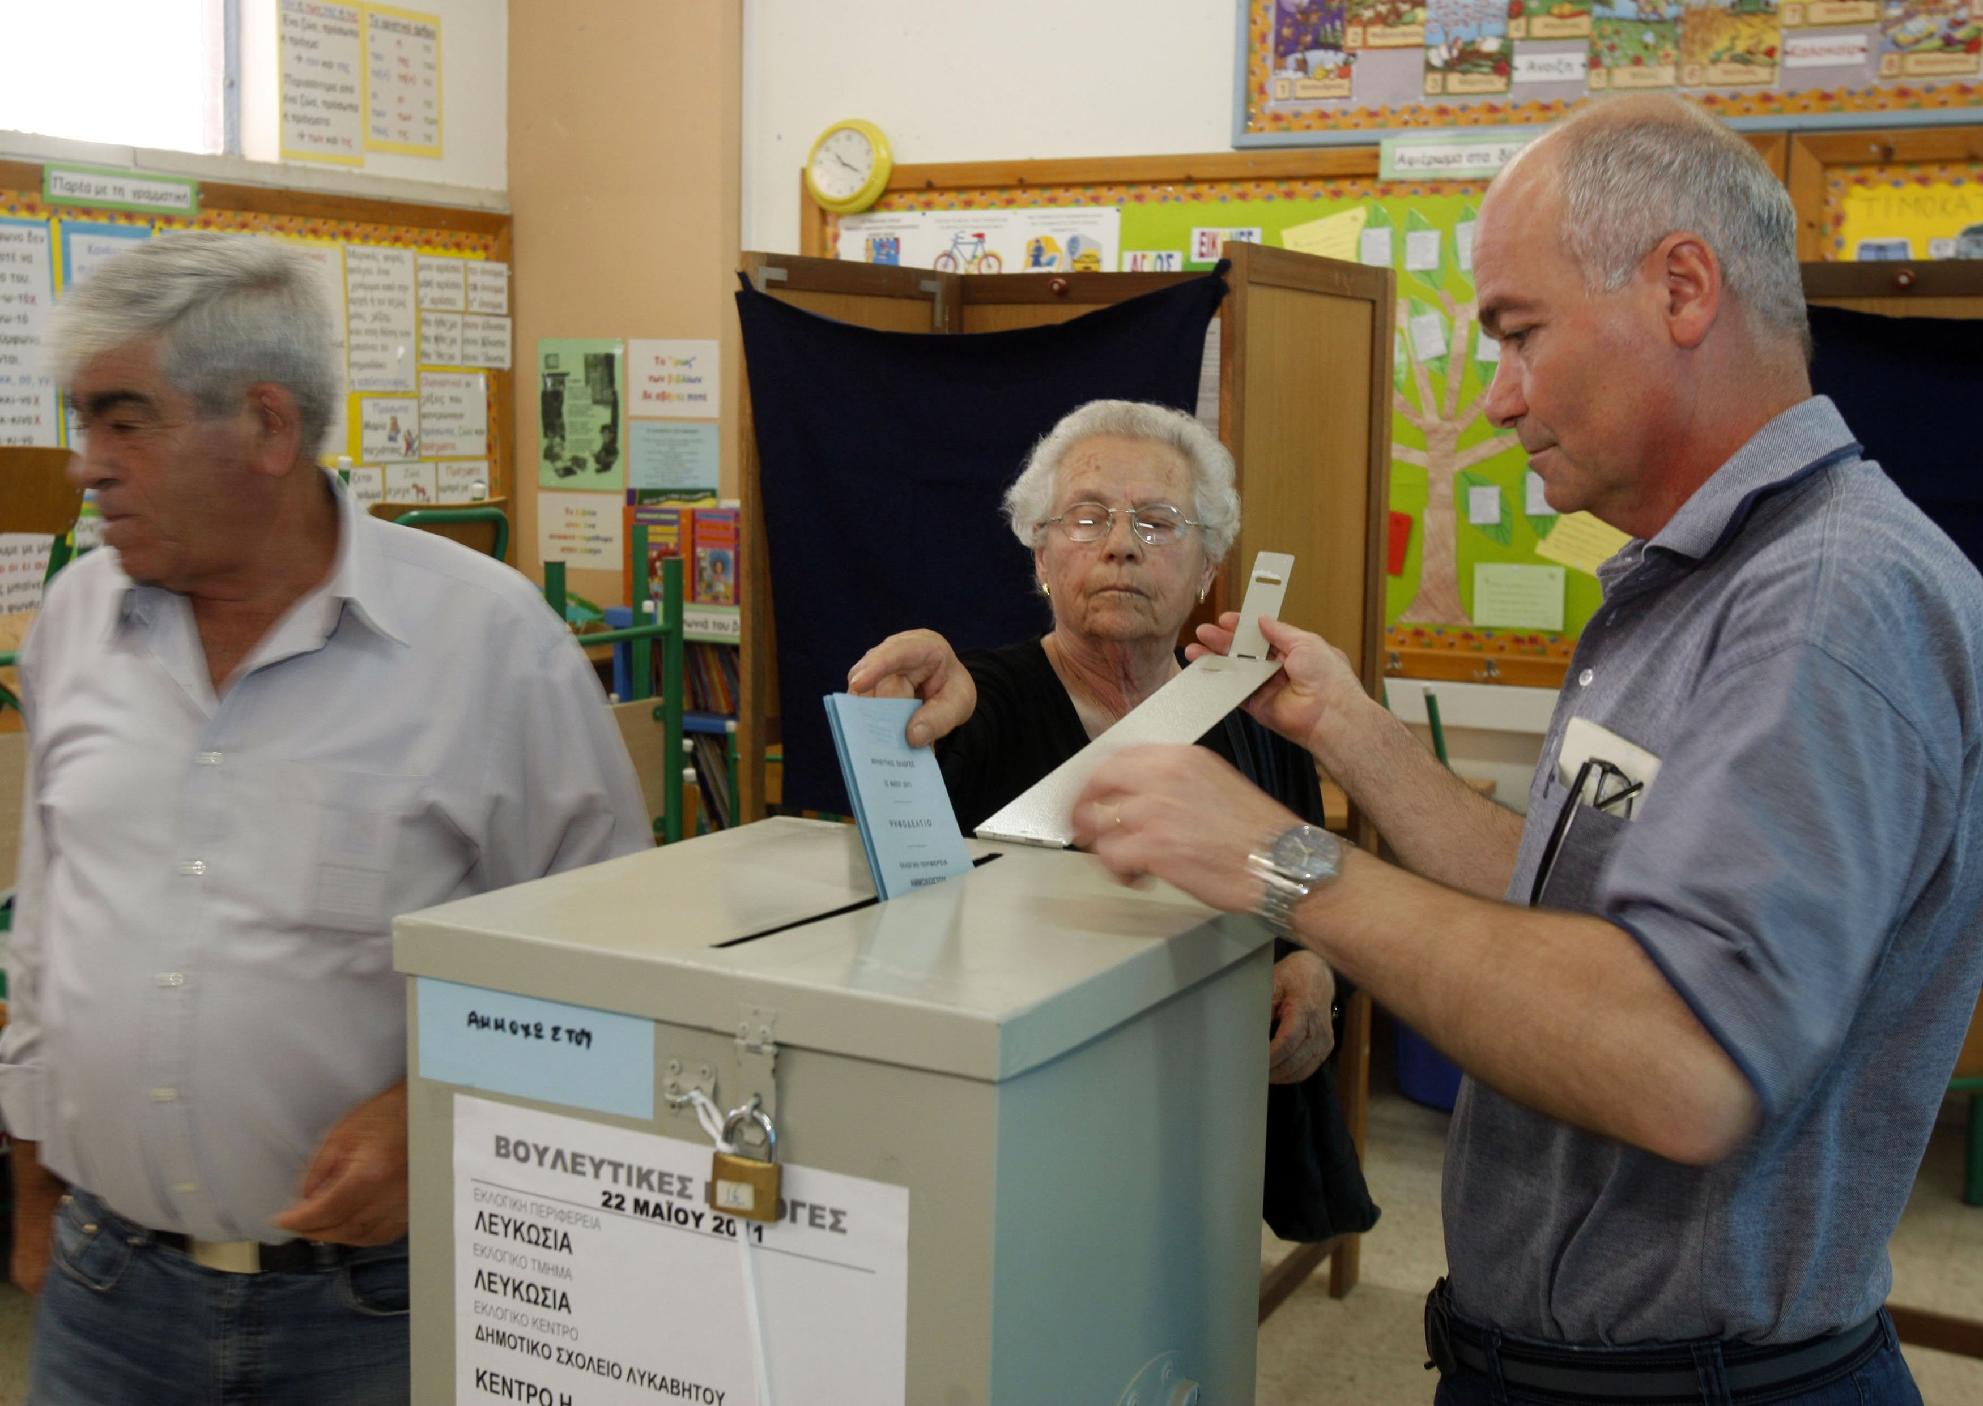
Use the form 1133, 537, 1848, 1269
830, 151, 862, 175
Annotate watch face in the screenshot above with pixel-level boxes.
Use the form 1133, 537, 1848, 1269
1271, 824, 1340, 885
809, 127, 875, 203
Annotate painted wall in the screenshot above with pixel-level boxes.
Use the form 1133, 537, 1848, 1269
740, 1, 1239, 254
509, 0, 742, 603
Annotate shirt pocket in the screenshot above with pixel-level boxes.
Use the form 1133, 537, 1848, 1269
1532, 773, 1635, 914
282, 763, 426, 934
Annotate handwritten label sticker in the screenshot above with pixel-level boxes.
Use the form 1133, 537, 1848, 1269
417, 978, 656, 1119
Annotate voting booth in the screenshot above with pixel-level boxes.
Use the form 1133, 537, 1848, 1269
396, 817, 1273, 1405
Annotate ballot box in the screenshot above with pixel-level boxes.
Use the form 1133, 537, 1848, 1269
396, 817, 1271, 1405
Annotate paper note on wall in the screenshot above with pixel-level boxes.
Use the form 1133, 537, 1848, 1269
418, 371, 486, 458
1473, 563, 1565, 631
629, 420, 719, 493
1533, 511, 1632, 575
364, 6, 442, 156
359, 395, 420, 461
538, 490, 622, 569
418, 310, 462, 366
0, 218, 58, 447
627, 338, 720, 419
414, 255, 467, 311
1466, 484, 1502, 526
385, 461, 435, 503
279, 0, 364, 164
466, 261, 508, 315
433, 460, 487, 503
345, 245, 417, 391
57, 221, 150, 293
460, 313, 510, 369
1525, 471, 1556, 517
1282, 208, 1367, 262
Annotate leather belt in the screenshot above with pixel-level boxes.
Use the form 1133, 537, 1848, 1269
153, 1230, 327, 1275
1425, 1279, 1887, 1403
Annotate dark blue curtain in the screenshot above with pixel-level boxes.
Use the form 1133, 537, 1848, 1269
739, 267, 1228, 816
1809, 304, 1983, 569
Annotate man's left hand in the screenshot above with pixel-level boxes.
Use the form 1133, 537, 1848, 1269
271, 1081, 409, 1246
1269, 950, 1337, 1084
1072, 744, 1303, 915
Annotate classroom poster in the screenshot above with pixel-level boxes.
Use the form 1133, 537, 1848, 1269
627, 339, 720, 419
835, 207, 1122, 273
385, 460, 435, 502
628, 421, 719, 494
345, 245, 417, 392
56, 221, 150, 293
418, 370, 486, 458
418, 309, 463, 366
537, 338, 625, 492
466, 261, 509, 315
279, 0, 365, 165
461, 313, 511, 369
434, 460, 487, 503
359, 394, 420, 461
537, 490, 623, 569
365, 5, 443, 157
0, 218, 58, 447
415, 254, 467, 310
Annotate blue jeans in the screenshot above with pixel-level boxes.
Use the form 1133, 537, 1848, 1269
1432, 1311, 1923, 1406
28, 1188, 409, 1406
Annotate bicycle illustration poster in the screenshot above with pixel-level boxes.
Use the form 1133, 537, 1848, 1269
836, 207, 1122, 274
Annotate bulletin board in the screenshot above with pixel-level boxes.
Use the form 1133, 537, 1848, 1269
0, 158, 513, 531
807, 131, 1983, 687
1237, 0, 1983, 144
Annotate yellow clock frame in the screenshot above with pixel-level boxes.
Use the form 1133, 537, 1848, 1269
803, 119, 893, 215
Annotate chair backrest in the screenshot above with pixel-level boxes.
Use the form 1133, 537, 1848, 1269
369, 501, 510, 560
0, 447, 83, 537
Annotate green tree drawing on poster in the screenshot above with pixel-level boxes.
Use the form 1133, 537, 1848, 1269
1393, 285, 1520, 623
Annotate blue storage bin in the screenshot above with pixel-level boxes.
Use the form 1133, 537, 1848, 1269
1396, 1022, 1463, 1112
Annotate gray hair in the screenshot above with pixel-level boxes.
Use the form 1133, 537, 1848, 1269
1551, 97, 1810, 359
47, 231, 340, 459
1003, 400, 1241, 563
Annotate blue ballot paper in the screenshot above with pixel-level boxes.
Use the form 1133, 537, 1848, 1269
823, 693, 975, 899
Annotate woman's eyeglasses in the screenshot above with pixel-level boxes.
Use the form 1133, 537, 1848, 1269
1040, 501, 1204, 548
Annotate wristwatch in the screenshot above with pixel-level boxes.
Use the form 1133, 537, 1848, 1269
1246, 823, 1344, 937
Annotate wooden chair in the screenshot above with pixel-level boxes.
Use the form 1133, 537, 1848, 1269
368, 501, 510, 560
0, 447, 84, 716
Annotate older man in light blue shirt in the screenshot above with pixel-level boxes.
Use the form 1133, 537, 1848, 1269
2, 232, 651, 1405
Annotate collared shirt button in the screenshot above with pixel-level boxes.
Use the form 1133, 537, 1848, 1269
154, 972, 186, 988
179, 859, 207, 877
195, 751, 223, 766
148, 1087, 178, 1103
1578, 668, 1595, 687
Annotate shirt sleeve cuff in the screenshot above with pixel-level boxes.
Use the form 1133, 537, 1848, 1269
0, 1062, 45, 1142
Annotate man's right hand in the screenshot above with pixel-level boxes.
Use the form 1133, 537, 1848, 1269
846, 629, 977, 748
1190, 613, 1367, 762
10, 1141, 66, 1295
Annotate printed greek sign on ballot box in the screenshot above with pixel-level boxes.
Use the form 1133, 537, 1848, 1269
453, 1094, 909, 1405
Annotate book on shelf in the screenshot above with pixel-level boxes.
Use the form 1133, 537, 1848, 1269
624, 504, 690, 606
689, 507, 739, 608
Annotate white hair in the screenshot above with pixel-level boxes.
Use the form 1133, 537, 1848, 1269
1553, 97, 1810, 360
47, 231, 340, 458
1003, 400, 1241, 563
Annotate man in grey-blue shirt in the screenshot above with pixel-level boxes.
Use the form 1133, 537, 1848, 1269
1054, 97, 1983, 1403
2, 233, 652, 1405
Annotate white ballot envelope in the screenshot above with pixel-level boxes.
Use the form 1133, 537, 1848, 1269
974, 551, 1296, 847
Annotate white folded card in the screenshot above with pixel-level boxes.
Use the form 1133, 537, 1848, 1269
974, 552, 1296, 847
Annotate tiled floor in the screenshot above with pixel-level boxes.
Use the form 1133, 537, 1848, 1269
1, 1085, 1977, 1403
1257, 1081, 1983, 1404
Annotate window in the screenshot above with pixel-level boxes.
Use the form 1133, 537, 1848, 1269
0, 0, 227, 155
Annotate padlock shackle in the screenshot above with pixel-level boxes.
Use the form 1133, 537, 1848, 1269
720, 1102, 777, 1161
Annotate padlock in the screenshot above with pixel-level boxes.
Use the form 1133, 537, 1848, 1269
707, 1101, 781, 1224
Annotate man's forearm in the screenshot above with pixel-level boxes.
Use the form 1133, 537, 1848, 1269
1296, 850, 1757, 1164
1312, 694, 1524, 898
10, 1140, 66, 1293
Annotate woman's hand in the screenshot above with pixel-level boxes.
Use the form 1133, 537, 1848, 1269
846, 629, 978, 748
1189, 613, 1367, 761
1269, 950, 1337, 1084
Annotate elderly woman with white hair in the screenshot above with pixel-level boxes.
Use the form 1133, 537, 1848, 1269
849, 399, 1377, 1243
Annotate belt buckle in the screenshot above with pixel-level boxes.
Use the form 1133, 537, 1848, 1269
189, 1239, 262, 1274
1424, 1279, 1460, 1376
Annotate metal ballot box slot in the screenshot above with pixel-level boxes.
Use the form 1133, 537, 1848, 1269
396, 817, 1271, 1406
